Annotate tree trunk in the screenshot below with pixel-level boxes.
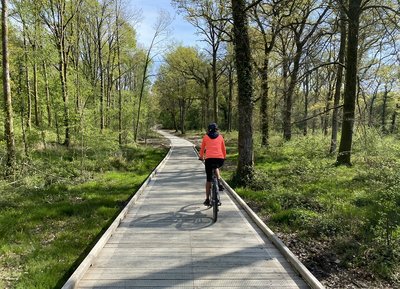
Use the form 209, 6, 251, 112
2, 0, 16, 176
212, 49, 218, 123
390, 104, 398, 133
97, 23, 105, 132
179, 99, 186, 134
381, 85, 389, 133
232, 0, 254, 184
23, 30, 32, 130
58, 38, 70, 147
324, 70, 333, 136
227, 66, 233, 132
74, 8, 81, 113
283, 47, 302, 141
303, 73, 309, 136
43, 60, 52, 127
260, 53, 269, 146
116, 1, 123, 145
368, 83, 380, 127
18, 62, 29, 157
33, 44, 40, 127
337, 0, 361, 165
134, 58, 149, 142
330, 8, 346, 154
205, 81, 211, 128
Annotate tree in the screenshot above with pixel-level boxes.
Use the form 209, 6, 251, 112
155, 46, 203, 133
336, 0, 361, 165
336, 0, 400, 165
94, 0, 112, 132
231, 0, 254, 184
2, 0, 16, 176
40, 0, 82, 146
134, 10, 171, 142
330, 4, 346, 154
115, 0, 123, 145
250, 0, 283, 146
281, 1, 330, 141
163, 45, 212, 129
173, 0, 230, 125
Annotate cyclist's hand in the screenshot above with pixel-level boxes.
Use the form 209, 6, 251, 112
198, 157, 203, 161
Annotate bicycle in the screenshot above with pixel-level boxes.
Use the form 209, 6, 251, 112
210, 166, 220, 222
197, 155, 222, 223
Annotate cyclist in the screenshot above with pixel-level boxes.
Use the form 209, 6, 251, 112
198, 123, 226, 206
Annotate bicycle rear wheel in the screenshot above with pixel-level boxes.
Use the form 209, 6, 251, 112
212, 177, 218, 222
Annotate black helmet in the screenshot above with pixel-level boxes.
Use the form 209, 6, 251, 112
208, 122, 218, 131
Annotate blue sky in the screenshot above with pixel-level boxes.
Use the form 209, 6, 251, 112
130, 0, 201, 49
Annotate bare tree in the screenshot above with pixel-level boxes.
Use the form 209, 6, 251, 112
134, 10, 171, 142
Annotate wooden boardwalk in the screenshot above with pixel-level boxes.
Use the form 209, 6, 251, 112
73, 131, 312, 289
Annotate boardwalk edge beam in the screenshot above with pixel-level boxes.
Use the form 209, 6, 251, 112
219, 177, 325, 289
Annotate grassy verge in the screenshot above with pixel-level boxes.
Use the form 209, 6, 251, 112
184, 129, 399, 288
0, 131, 168, 289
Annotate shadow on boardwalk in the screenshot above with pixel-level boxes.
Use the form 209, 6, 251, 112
128, 203, 214, 231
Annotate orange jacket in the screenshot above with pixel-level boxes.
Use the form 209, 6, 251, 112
199, 134, 226, 159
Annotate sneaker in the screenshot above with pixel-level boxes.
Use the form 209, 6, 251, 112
203, 199, 210, 206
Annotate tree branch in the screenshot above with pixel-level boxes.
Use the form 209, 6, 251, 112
292, 104, 344, 124
245, 0, 263, 12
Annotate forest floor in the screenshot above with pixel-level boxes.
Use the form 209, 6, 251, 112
277, 232, 396, 289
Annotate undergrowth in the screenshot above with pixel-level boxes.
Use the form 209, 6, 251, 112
0, 129, 167, 289
181, 128, 400, 286
227, 129, 400, 285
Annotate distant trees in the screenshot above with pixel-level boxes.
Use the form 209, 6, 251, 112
3, 0, 400, 176
154, 46, 206, 134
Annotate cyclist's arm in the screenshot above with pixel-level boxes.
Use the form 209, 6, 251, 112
199, 135, 207, 159
221, 137, 227, 159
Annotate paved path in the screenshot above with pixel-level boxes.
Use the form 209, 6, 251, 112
76, 131, 309, 289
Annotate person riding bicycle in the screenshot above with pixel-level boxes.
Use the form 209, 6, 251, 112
198, 123, 226, 206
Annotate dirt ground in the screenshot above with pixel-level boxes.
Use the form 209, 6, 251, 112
276, 232, 398, 289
